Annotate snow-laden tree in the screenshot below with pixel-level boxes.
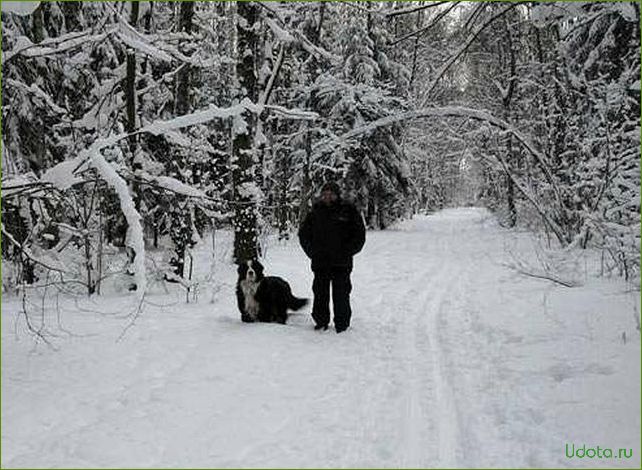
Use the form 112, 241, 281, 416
302, 2, 412, 229
431, 1, 640, 278
2, 1, 229, 297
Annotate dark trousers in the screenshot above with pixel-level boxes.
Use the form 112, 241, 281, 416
311, 266, 352, 329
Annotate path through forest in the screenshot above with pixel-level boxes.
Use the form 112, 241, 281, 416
2, 208, 639, 468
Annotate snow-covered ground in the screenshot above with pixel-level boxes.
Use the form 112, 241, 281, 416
2, 208, 640, 468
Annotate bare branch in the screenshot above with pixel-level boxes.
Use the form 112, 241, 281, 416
388, 2, 460, 47
1, 223, 66, 273
20, 287, 59, 351
419, 3, 520, 106
386, 2, 449, 18
259, 43, 287, 106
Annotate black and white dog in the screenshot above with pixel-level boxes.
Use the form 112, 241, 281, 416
236, 260, 308, 324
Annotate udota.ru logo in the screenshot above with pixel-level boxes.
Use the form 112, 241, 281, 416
565, 443, 633, 459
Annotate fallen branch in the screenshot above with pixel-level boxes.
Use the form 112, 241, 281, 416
504, 263, 581, 288
20, 285, 59, 351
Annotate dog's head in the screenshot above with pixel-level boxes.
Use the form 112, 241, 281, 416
237, 259, 265, 283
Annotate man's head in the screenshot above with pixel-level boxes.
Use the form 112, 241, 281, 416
320, 181, 341, 205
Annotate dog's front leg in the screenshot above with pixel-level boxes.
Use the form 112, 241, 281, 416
237, 286, 256, 322
256, 303, 271, 323
241, 312, 255, 323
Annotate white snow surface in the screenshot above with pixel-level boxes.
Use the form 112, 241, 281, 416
2, 208, 640, 468
41, 159, 83, 190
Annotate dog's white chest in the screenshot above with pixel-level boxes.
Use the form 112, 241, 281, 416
240, 279, 260, 319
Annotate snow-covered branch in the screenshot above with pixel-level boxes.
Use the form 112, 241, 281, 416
136, 173, 206, 199
3, 4, 225, 70
87, 148, 146, 302
117, 17, 225, 68
3, 30, 113, 64
4, 79, 65, 115
258, 2, 340, 64
115, 22, 173, 62
263, 104, 318, 121
47, 98, 315, 186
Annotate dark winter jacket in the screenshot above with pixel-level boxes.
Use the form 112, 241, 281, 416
298, 199, 366, 270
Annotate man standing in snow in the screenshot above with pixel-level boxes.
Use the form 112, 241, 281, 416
298, 182, 366, 333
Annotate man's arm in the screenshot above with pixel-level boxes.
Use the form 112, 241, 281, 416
347, 206, 366, 255
298, 211, 314, 258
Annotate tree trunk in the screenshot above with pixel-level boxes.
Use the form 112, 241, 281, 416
506, 173, 516, 227
140, 2, 153, 78
96, 195, 104, 295
175, 1, 194, 116
278, 155, 289, 241
298, 122, 313, 222
409, 7, 423, 89
124, 1, 141, 274
125, 0, 141, 206
125, 1, 139, 154
31, 3, 44, 43
502, 13, 517, 227
232, 1, 260, 263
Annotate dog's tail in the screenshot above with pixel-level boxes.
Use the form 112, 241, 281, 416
288, 295, 308, 311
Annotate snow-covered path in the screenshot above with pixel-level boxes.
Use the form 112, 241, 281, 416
2, 208, 640, 468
